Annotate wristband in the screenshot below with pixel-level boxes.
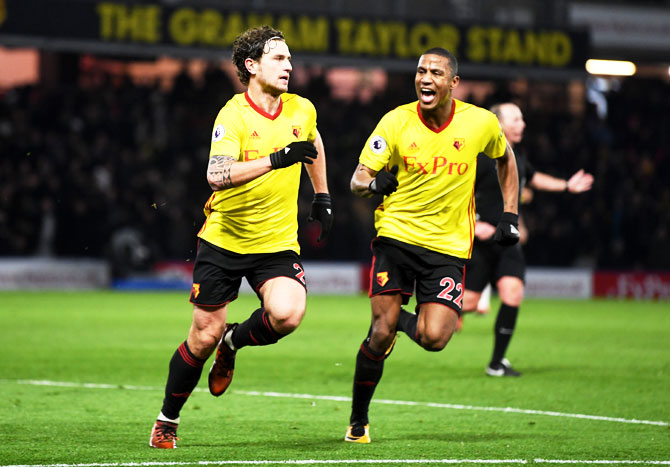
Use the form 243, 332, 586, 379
313, 193, 331, 203
269, 151, 281, 170
499, 211, 519, 225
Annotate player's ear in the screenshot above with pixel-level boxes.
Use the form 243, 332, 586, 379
245, 57, 258, 78
450, 74, 460, 90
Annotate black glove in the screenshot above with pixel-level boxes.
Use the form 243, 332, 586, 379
269, 141, 317, 169
369, 165, 399, 195
494, 212, 520, 246
307, 193, 333, 242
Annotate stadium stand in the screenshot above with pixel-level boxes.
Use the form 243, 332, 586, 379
1, 66, 668, 272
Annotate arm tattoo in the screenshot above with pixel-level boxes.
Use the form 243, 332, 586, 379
208, 155, 236, 190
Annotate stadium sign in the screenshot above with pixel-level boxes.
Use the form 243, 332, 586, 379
0, 0, 589, 72
593, 272, 670, 300
0, 258, 110, 290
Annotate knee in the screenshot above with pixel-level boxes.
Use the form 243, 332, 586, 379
369, 322, 397, 352
372, 327, 395, 344
498, 278, 524, 307
266, 304, 305, 334
419, 330, 450, 352
188, 326, 222, 358
499, 288, 523, 307
418, 317, 457, 352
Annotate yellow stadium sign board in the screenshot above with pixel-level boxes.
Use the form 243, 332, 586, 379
0, 1, 589, 71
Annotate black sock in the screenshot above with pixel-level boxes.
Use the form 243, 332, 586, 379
231, 308, 284, 349
396, 307, 420, 345
161, 341, 205, 420
490, 303, 519, 367
350, 339, 386, 425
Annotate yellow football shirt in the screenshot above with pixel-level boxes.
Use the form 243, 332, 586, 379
359, 99, 507, 259
198, 92, 317, 254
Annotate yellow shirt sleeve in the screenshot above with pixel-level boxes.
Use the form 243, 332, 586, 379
358, 111, 397, 172
209, 102, 246, 159
483, 111, 507, 159
304, 99, 317, 143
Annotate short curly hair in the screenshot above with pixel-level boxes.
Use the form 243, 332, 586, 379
232, 26, 285, 86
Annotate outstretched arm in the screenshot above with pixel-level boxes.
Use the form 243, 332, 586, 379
529, 169, 594, 193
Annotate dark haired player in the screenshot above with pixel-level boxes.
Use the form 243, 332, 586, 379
345, 47, 519, 443
149, 26, 332, 449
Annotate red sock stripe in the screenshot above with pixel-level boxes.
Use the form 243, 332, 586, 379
262, 311, 281, 338
248, 330, 260, 345
359, 342, 385, 362
178, 342, 203, 368
354, 380, 377, 386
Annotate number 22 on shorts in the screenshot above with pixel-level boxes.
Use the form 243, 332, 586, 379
293, 263, 306, 285
437, 277, 463, 307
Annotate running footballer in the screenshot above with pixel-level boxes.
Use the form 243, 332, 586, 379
345, 47, 519, 443
149, 26, 332, 449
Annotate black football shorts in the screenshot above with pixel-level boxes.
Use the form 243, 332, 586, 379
189, 239, 306, 307
369, 236, 466, 315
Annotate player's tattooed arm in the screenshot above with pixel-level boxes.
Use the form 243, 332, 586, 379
206, 153, 274, 191
207, 155, 236, 190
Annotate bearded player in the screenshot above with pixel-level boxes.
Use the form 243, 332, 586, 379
149, 26, 332, 449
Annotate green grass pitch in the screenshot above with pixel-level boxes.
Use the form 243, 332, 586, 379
0, 291, 668, 465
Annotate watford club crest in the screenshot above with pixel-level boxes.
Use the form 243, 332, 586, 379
191, 283, 201, 299
453, 138, 465, 151
292, 126, 302, 139
376, 271, 389, 287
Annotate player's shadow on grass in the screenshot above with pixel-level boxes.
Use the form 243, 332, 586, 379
189, 437, 356, 450
188, 429, 557, 450
392, 430, 558, 443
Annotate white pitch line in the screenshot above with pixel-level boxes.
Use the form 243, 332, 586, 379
0, 460, 529, 467
3, 459, 670, 467
4, 379, 669, 428
238, 390, 670, 427
0, 460, 530, 467
535, 460, 670, 465
7, 379, 159, 391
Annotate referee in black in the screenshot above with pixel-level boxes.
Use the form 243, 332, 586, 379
462, 102, 593, 376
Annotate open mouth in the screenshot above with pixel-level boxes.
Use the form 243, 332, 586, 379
420, 88, 436, 104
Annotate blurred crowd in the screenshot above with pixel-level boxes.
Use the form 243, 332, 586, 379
517, 78, 670, 270
1, 60, 668, 275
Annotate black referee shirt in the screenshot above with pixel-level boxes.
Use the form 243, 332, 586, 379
474, 150, 535, 225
